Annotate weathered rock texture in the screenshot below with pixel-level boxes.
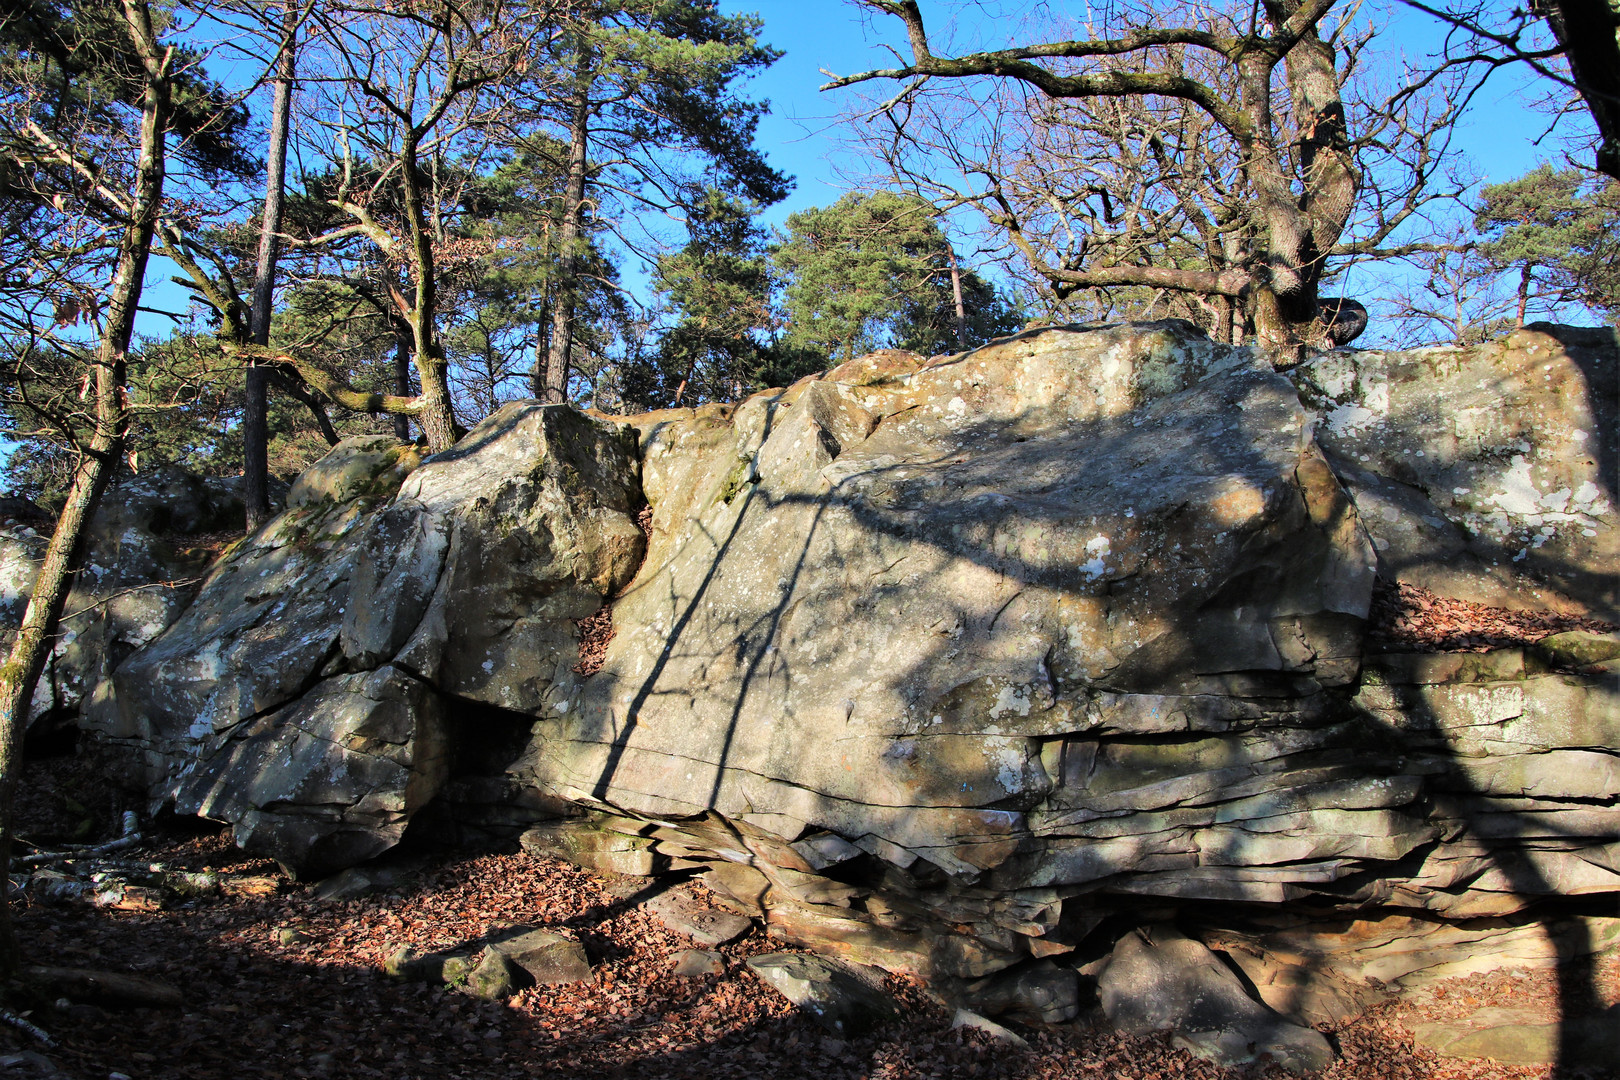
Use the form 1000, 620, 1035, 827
1293, 323, 1617, 620
89, 417, 643, 873
0, 468, 249, 729
81, 323, 1619, 1065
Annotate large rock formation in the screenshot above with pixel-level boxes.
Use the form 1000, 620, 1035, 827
79, 322, 1619, 1067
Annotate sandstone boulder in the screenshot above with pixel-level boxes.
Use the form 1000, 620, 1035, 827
525, 322, 1375, 882
81, 322, 1620, 1065
92, 406, 644, 874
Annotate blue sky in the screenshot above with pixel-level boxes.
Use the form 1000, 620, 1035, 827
76, 4, 1615, 362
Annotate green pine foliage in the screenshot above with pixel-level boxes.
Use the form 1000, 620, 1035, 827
773, 191, 1018, 364
1476, 166, 1620, 321
636, 190, 782, 408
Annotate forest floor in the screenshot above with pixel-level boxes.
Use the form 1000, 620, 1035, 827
4, 753, 1618, 1080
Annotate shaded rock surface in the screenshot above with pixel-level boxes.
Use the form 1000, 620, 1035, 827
92, 414, 643, 876
1096, 925, 1334, 1074
744, 953, 899, 1036
81, 322, 1620, 1064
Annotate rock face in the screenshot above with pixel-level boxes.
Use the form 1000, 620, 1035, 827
1293, 323, 1618, 620
91, 415, 644, 874
0, 467, 249, 729
1097, 925, 1334, 1073
85, 323, 1619, 1064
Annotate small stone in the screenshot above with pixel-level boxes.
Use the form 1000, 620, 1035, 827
465, 949, 520, 1001
1097, 926, 1334, 1075
1413, 1005, 1620, 1068
485, 926, 591, 985
951, 1008, 1030, 1049
309, 868, 375, 903
745, 953, 898, 1036
383, 945, 476, 985
642, 887, 753, 946
0, 1052, 56, 1075
670, 950, 723, 978
965, 959, 1081, 1024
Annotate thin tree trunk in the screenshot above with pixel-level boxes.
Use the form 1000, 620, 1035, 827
244, 1, 298, 530
545, 49, 592, 405
397, 131, 457, 452
529, 295, 550, 399
1517, 264, 1532, 327
946, 245, 967, 350
392, 337, 412, 440
0, 0, 168, 977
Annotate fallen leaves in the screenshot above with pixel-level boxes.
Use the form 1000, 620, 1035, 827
1367, 579, 1615, 654
4, 805, 1614, 1080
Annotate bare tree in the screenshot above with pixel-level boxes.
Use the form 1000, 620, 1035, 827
162, 0, 572, 453
244, 0, 302, 528
826, 0, 1467, 352
1380, 228, 1517, 346
1401, 0, 1620, 178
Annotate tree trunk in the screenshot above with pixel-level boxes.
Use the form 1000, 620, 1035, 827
1517, 264, 1532, 327
397, 133, 457, 452
244, 1, 298, 531
392, 337, 412, 441
529, 295, 551, 399
946, 245, 967, 350
0, 0, 169, 977
1249, 281, 1321, 359
1545, 0, 1620, 179
1239, 4, 1357, 351
544, 49, 593, 405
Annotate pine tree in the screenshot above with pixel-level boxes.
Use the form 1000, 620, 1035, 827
640, 190, 780, 407
534, 0, 790, 402
1476, 166, 1620, 324
773, 191, 1016, 363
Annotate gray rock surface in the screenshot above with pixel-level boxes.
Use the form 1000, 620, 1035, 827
640, 885, 754, 946
670, 949, 723, 978
81, 322, 1620, 1064
744, 953, 899, 1036
466, 949, 521, 1000
1097, 926, 1334, 1074
485, 926, 592, 985
950, 1009, 1030, 1048
1, 467, 251, 727
93, 406, 644, 874
1292, 324, 1618, 620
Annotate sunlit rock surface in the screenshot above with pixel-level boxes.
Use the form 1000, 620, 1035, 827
1293, 323, 1618, 620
